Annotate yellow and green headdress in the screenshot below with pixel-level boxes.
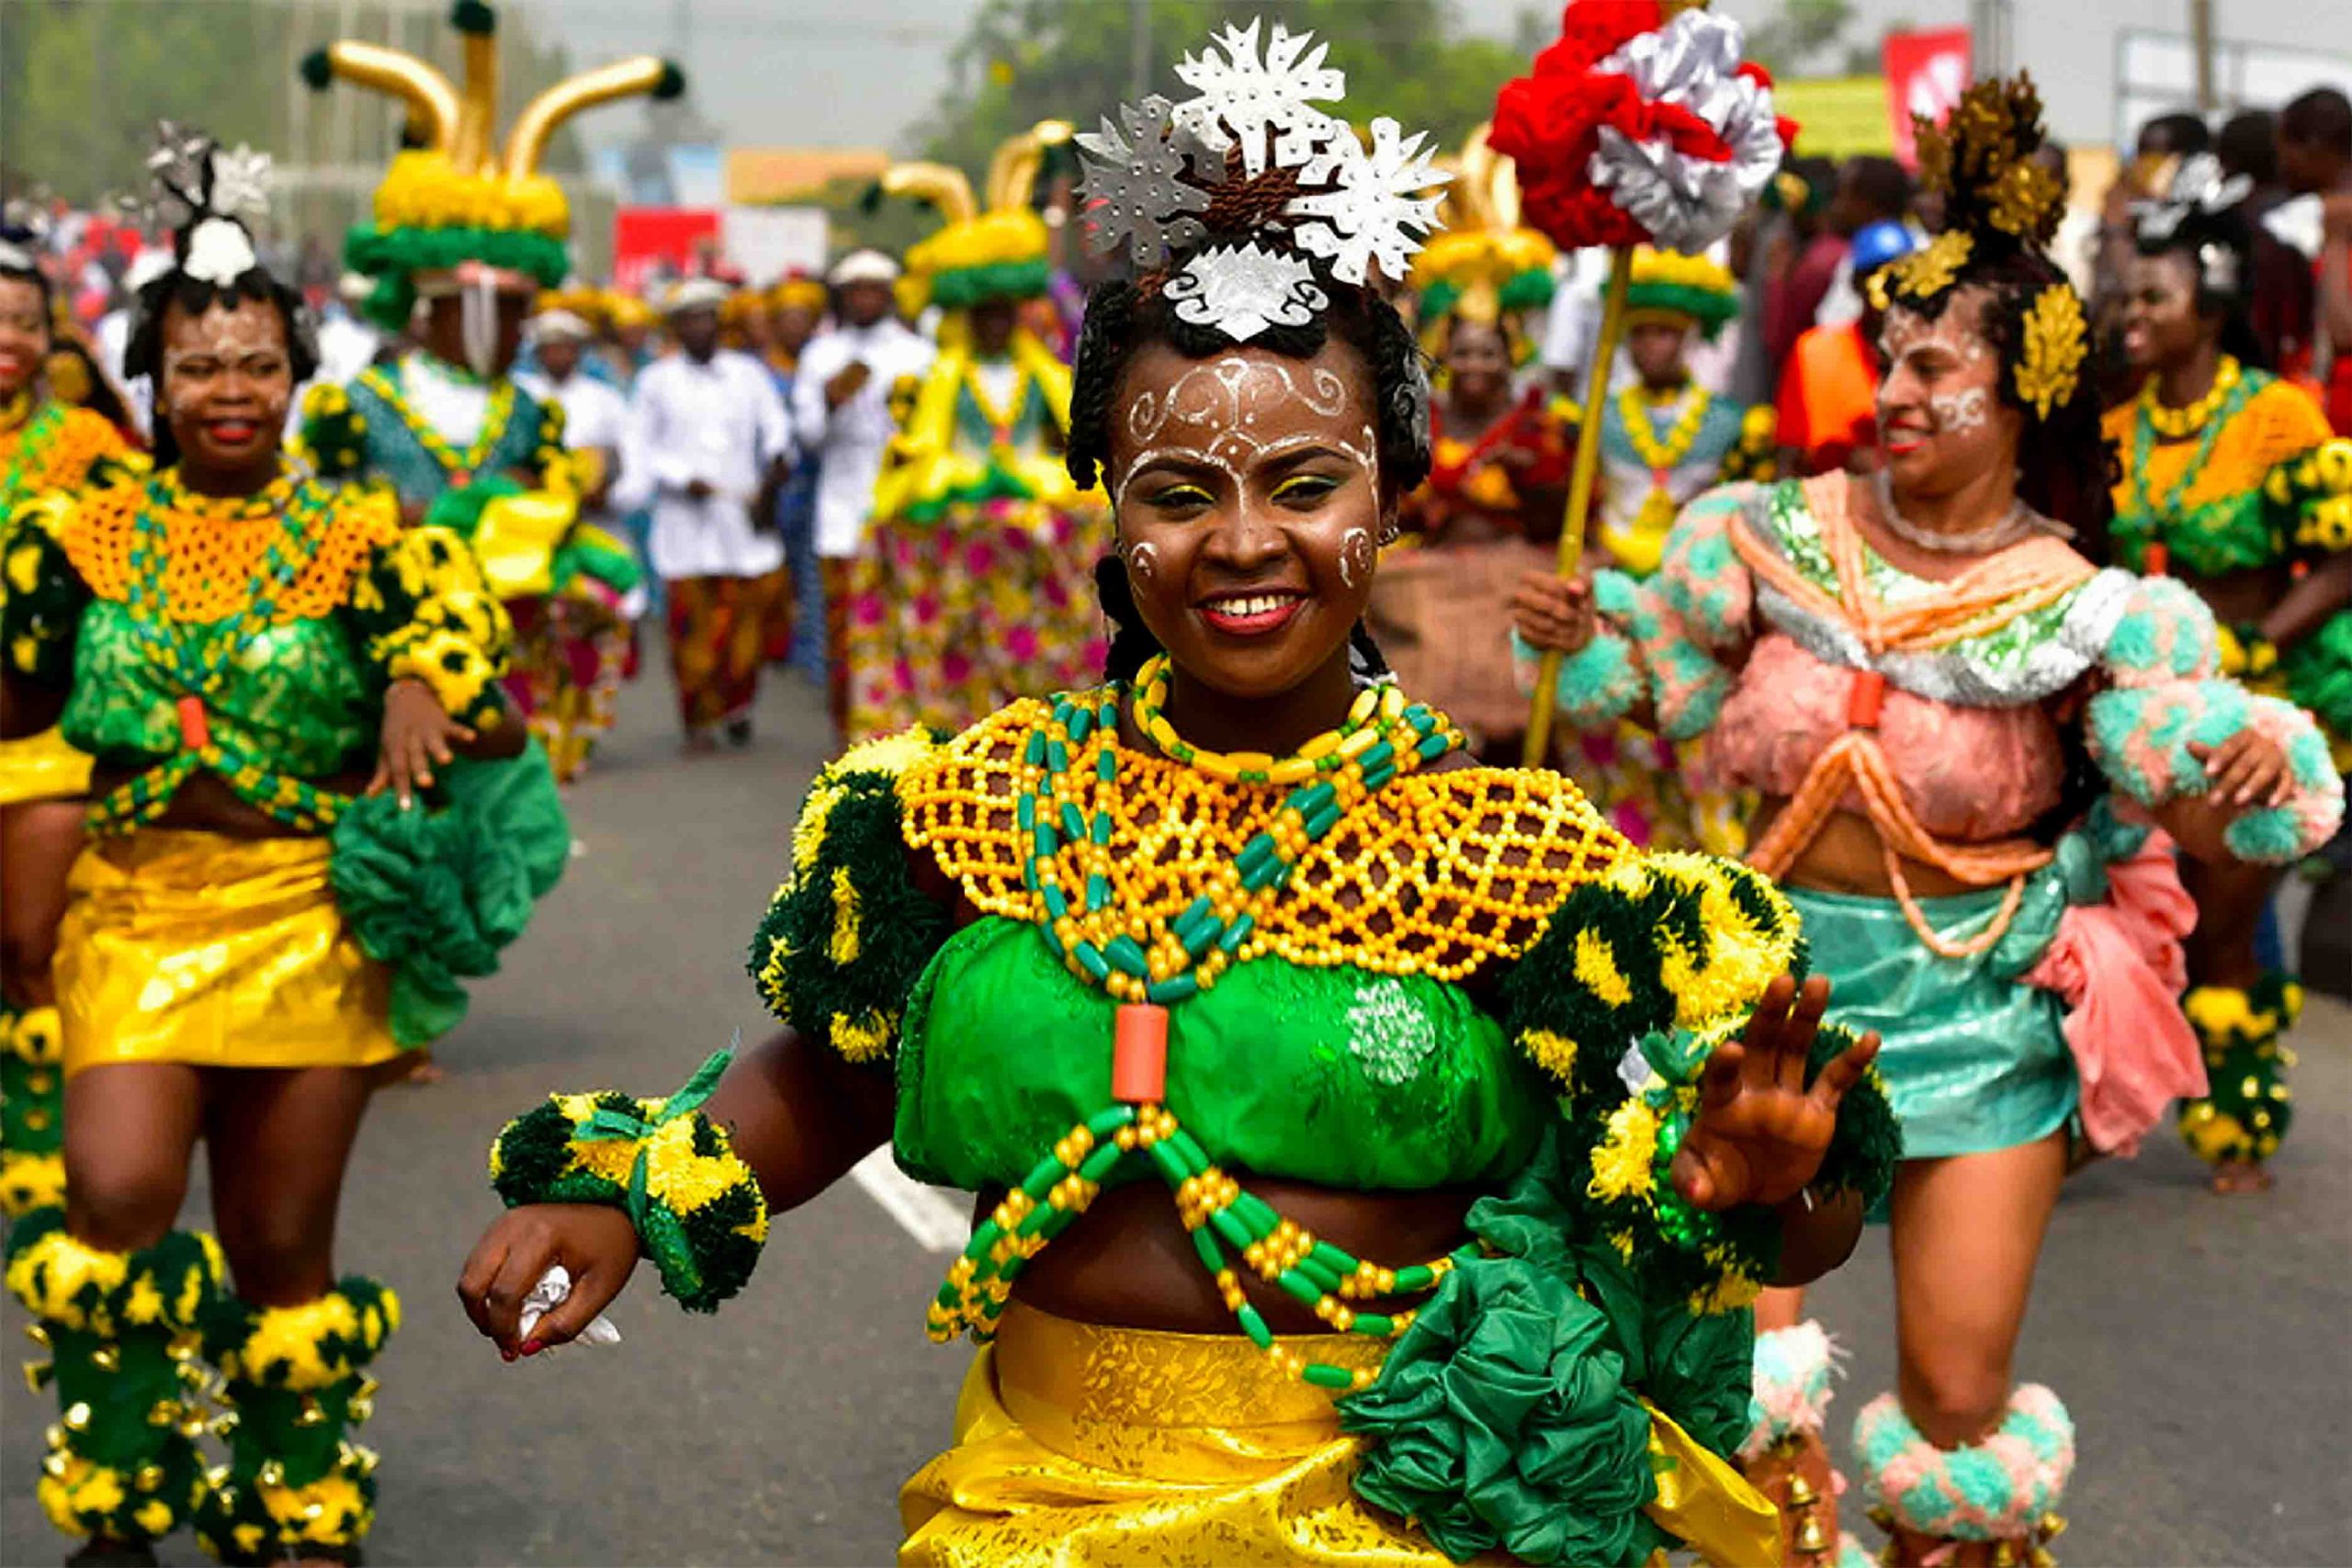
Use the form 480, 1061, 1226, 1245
1410, 123, 1557, 353
302, 0, 683, 329
888, 120, 1074, 318
1620, 247, 1741, 341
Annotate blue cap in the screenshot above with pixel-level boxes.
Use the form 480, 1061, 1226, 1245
1851, 220, 1917, 280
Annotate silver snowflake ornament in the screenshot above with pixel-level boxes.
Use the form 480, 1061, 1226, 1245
1164, 241, 1329, 343
209, 144, 275, 220
2132, 152, 2255, 243
1171, 18, 1345, 179
1075, 94, 1225, 268
1287, 117, 1448, 286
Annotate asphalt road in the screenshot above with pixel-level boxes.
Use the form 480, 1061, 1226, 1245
4, 660, 2348, 1567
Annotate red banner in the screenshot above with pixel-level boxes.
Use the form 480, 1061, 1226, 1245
611, 208, 722, 294
1882, 28, 1973, 170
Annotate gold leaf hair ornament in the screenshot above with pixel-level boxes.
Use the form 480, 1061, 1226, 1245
2013, 282, 2087, 419
1910, 73, 2064, 252
1866, 229, 1973, 310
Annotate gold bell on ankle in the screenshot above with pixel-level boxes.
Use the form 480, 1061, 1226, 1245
134, 1463, 167, 1493
23, 1359, 53, 1393
148, 1397, 182, 1427
1787, 1472, 1819, 1506
295, 1393, 327, 1427
1796, 1514, 1831, 1554
62, 1400, 92, 1432
90, 1344, 121, 1372
24, 1323, 51, 1348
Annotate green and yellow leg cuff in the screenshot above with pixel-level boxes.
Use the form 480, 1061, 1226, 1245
195, 1277, 399, 1563
4, 1208, 224, 1542
1, 1001, 68, 1219
2177, 973, 2301, 1167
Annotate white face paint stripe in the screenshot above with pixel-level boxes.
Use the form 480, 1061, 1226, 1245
1338, 526, 1374, 587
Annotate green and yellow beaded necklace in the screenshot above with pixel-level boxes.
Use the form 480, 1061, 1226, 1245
929, 655, 1482, 1393
87, 468, 351, 836
359, 362, 518, 487
0, 395, 67, 513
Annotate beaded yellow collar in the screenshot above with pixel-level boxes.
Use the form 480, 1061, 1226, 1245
60, 468, 400, 623
898, 695, 1635, 985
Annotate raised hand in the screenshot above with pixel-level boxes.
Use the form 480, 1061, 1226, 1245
1510, 570, 1595, 654
1671, 974, 1881, 1212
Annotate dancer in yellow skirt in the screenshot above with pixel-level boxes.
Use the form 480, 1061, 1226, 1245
460, 26, 1898, 1565
2, 130, 563, 1565
1, 208, 140, 1221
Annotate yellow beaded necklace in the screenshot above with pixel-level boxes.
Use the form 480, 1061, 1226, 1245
1619, 382, 1711, 473
2139, 355, 2242, 440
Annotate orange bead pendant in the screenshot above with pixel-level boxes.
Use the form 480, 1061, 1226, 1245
1112, 1004, 1170, 1103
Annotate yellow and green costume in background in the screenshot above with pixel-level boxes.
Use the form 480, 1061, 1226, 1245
0, 464, 562, 1560
1, 393, 137, 1220
2102, 360, 2351, 1171
295, 0, 676, 781
1569, 249, 1772, 860
845, 126, 1112, 741
491, 682, 1901, 1565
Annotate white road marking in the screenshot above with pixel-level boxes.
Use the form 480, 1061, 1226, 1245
850, 1147, 970, 1253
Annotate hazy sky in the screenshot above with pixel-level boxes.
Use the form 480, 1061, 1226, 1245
543, 0, 1961, 155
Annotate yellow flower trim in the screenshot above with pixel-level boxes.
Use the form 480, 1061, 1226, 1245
1518, 1027, 1577, 1080
1589, 1099, 1660, 1201
1572, 928, 1634, 1008
385, 626, 497, 719
2014, 283, 2088, 419
220, 1285, 402, 1390
828, 866, 864, 964
0, 1149, 66, 1217
372, 150, 569, 238
6, 1003, 62, 1064
38, 1449, 129, 1537
1643, 852, 1799, 1032
831, 1009, 897, 1063
796, 727, 941, 875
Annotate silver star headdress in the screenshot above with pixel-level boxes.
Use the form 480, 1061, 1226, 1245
1075, 17, 1448, 343
2130, 153, 2253, 245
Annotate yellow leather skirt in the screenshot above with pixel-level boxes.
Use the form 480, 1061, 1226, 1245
898, 1302, 1777, 1568
55, 829, 397, 1077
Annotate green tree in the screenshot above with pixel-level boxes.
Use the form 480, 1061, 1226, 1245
1744, 0, 1858, 81
915, 0, 1535, 193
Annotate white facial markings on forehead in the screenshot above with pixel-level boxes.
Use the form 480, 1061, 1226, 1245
162, 307, 283, 376
1112, 347, 1379, 514
1881, 304, 1987, 367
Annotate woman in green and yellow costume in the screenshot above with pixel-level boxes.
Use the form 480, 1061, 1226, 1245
294, 2, 670, 786
1534, 247, 1775, 859
2, 131, 565, 1565
1, 210, 141, 1223
458, 29, 1897, 1566
842, 125, 1112, 742
2105, 152, 2352, 1194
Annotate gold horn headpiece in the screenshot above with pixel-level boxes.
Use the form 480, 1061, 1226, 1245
893, 119, 1074, 313
302, 0, 684, 325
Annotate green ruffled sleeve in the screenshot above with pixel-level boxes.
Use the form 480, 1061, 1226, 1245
341, 523, 514, 728
1497, 852, 1900, 1310
1, 496, 91, 688
747, 730, 956, 1066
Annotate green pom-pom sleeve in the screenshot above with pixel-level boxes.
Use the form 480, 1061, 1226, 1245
748, 730, 954, 1066
293, 380, 370, 481
342, 523, 514, 728
488, 1050, 770, 1314
1511, 570, 1645, 731
1498, 852, 1898, 1310
1, 495, 92, 687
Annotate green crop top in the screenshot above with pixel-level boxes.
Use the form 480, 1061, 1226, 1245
747, 705, 1900, 1313
2, 469, 511, 833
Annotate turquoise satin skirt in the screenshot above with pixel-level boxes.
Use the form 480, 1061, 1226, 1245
1787, 884, 2075, 1160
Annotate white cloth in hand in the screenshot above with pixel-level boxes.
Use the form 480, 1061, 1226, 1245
516, 1264, 621, 1349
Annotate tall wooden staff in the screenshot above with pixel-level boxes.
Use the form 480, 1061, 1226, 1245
1490, 0, 1790, 765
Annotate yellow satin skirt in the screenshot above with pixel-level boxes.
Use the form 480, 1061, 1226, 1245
0, 727, 92, 807
898, 1303, 1778, 1568
54, 829, 397, 1077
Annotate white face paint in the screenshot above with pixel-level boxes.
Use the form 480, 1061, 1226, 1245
160, 302, 291, 425
1113, 355, 1375, 514
1338, 525, 1374, 587
1928, 387, 1989, 436
1123, 539, 1159, 582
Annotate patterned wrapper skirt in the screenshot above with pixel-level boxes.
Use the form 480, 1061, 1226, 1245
55, 829, 397, 1077
843, 500, 1111, 744
1363, 537, 1552, 747
899, 1302, 1774, 1568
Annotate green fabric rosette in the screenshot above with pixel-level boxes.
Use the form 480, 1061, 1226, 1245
1339, 1252, 1665, 1568
329, 740, 570, 1046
